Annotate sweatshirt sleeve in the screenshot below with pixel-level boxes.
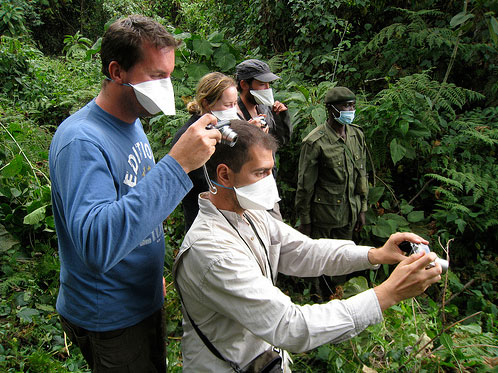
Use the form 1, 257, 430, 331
52, 139, 192, 274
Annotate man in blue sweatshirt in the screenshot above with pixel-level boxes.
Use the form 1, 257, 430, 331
49, 15, 221, 371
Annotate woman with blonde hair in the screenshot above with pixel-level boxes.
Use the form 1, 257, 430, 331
172, 72, 238, 230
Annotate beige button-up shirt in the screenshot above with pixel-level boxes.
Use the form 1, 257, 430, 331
173, 194, 382, 372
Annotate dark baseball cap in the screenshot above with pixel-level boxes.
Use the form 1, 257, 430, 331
324, 87, 356, 104
236, 59, 280, 82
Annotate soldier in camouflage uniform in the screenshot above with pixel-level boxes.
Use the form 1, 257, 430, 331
295, 87, 368, 240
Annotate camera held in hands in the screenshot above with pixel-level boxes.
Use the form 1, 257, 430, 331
399, 241, 448, 273
207, 119, 238, 147
254, 115, 267, 128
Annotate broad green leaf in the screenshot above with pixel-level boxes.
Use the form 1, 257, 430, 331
407, 210, 424, 222
450, 12, 474, 28
207, 31, 224, 43
17, 307, 39, 323
440, 333, 453, 349
35, 303, 55, 312
372, 217, 394, 238
400, 120, 409, 136
343, 276, 369, 298
316, 345, 330, 361
2, 154, 23, 178
311, 106, 326, 126
455, 218, 466, 233
335, 357, 344, 369
368, 186, 385, 204
213, 46, 236, 71
23, 205, 47, 225
185, 63, 210, 81
384, 213, 409, 227
192, 39, 213, 57
456, 323, 481, 334
0, 304, 11, 316
0, 223, 19, 252
490, 16, 498, 35
400, 200, 414, 215
390, 138, 406, 165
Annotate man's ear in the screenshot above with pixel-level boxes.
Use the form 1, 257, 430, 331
216, 164, 233, 187
240, 79, 250, 91
108, 61, 125, 84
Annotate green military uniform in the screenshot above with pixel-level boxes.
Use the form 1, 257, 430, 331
295, 122, 368, 240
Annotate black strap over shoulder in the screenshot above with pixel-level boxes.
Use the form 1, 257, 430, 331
174, 253, 244, 372
238, 97, 252, 120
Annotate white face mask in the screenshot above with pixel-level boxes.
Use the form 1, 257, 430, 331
234, 174, 281, 210
211, 107, 239, 121
128, 78, 176, 115
250, 88, 274, 106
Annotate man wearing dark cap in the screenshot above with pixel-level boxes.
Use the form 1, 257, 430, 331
236, 59, 292, 220
295, 86, 368, 241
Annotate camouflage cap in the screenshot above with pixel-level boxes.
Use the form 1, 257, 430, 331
324, 87, 356, 104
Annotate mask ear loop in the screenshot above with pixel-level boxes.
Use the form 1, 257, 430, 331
203, 164, 218, 194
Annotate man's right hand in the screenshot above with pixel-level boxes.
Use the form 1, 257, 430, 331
374, 251, 442, 311
297, 223, 312, 237
169, 114, 222, 173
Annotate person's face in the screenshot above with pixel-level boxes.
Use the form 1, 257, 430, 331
121, 43, 175, 116
334, 101, 356, 112
249, 79, 271, 91
210, 86, 238, 112
231, 145, 274, 188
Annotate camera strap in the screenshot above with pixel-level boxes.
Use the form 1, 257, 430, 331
174, 253, 244, 372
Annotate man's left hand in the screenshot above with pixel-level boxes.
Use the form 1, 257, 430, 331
368, 232, 429, 265
273, 101, 287, 114
354, 212, 366, 232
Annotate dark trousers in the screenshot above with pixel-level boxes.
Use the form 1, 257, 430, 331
60, 308, 166, 372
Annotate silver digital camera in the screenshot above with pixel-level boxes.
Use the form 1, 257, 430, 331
254, 115, 267, 128
207, 120, 237, 147
399, 241, 448, 273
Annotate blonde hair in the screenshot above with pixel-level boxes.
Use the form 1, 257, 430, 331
187, 72, 236, 114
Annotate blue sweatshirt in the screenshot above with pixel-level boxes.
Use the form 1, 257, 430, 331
49, 100, 192, 331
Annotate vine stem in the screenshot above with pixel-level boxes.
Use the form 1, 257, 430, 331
331, 21, 349, 84
433, 0, 469, 108
0, 121, 51, 186
374, 175, 399, 208
439, 237, 453, 324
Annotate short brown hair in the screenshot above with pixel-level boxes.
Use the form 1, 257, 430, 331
206, 120, 278, 180
187, 72, 236, 114
100, 15, 181, 78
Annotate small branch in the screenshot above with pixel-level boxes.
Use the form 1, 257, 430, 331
433, 0, 468, 108
64, 331, 71, 356
407, 179, 434, 206
404, 311, 482, 366
439, 237, 453, 323
0, 121, 51, 186
349, 339, 367, 367
446, 278, 476, 304
374, 175, 399, 208
331, 21, 349, 84
366, 143, 376, 188
432, 343, 498, 353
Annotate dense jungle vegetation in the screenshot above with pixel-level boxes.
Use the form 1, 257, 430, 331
1, 0, 497, 371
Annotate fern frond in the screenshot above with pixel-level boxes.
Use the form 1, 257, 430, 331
426, 173, 463, 190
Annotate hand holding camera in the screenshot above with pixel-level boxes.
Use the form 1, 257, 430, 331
206, 119, 238, 147
169, 113, 221, 173
399, 241, 448, 273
